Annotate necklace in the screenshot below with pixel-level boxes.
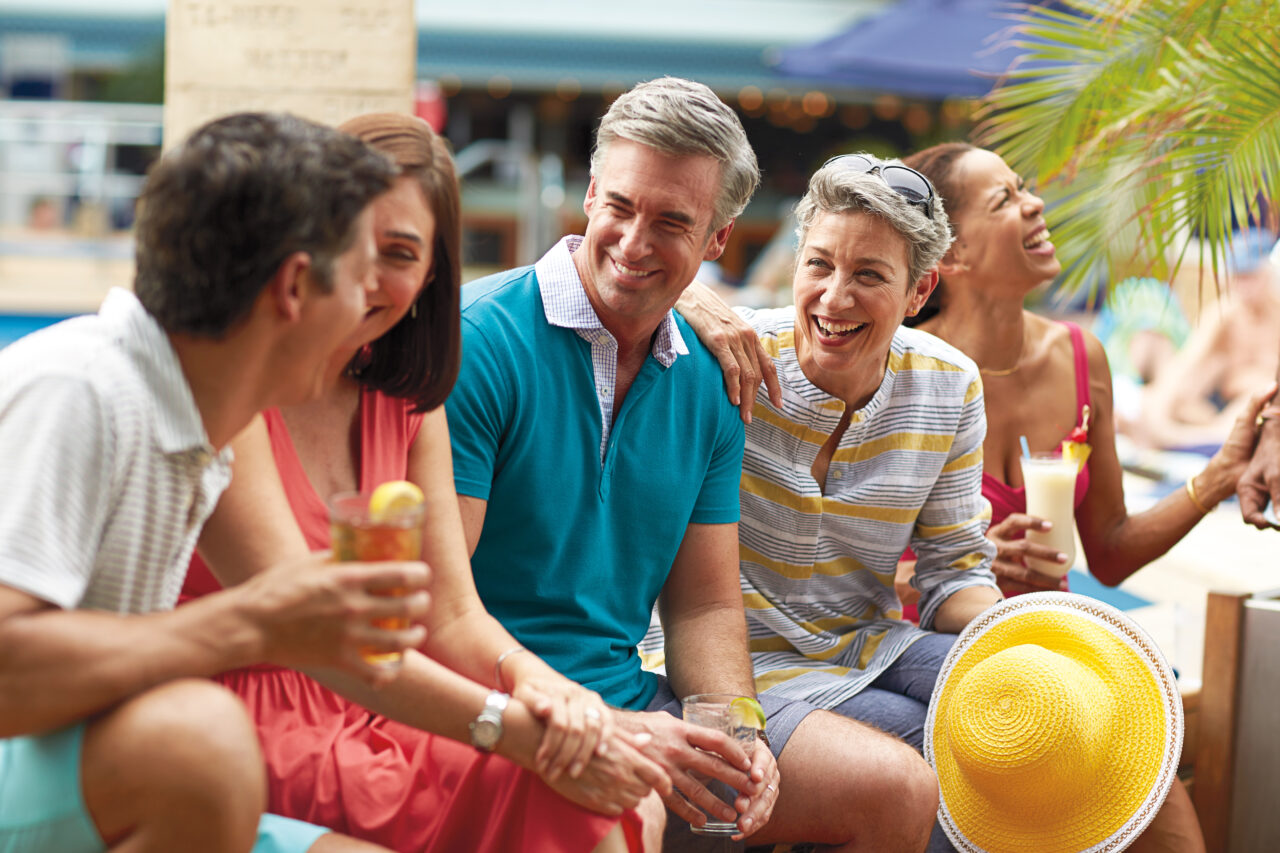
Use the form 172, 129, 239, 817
978, 328, 1025, 377
980, 362, 1020, 377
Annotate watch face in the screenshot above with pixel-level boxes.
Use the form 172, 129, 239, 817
472, 718, 501, 750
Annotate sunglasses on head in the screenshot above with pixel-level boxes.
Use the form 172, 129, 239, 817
822, 153, 935, 220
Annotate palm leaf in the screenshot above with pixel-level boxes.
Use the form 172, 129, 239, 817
975, 0, 1280, 298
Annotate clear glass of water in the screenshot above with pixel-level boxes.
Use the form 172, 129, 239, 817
681, 693, 757, 837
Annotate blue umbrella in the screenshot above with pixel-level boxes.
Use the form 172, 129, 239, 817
772, 0, 1045, 99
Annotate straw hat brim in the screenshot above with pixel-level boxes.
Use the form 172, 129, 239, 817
925, 592, 1183, 853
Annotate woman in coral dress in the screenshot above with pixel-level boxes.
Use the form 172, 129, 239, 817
182, 113, 661, 853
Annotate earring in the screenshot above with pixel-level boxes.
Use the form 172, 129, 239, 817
410, 302, 418, 320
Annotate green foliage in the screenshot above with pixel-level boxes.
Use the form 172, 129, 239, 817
101, 40, 165, 105
976, 0, 1280, 298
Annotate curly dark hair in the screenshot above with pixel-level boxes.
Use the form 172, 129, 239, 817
134, 112, 396, 336
338, 113, 462, 413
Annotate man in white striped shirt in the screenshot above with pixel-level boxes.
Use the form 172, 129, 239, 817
0, 114, 429, 853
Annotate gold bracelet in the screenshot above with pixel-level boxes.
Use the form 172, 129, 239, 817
494, 646, 530, 692
1185, 476, 1210, 515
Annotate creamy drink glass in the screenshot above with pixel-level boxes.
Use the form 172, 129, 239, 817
1022, 453, 1078, 577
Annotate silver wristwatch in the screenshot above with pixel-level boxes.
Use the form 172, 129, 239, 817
469, 690, 510, 752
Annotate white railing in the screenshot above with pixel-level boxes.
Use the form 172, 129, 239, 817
0, 99, 162, 229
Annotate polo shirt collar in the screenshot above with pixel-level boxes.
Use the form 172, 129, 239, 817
101, 288, 218, 456
535, 236, 688, 367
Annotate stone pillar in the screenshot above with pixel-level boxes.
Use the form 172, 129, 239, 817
163, 0, 415, 149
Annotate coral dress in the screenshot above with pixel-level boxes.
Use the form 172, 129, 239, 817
180, 387, 639, 853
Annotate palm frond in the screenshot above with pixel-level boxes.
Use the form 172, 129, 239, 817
975, 0, 1280, 297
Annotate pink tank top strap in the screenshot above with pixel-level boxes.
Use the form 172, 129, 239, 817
1061, 320, 1091, 428
1057, 321, 1092, 509
357, 387, 425, 491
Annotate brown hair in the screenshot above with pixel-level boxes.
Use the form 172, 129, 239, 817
338, 113, 462, 412
136, 112, 395, 336
901, 142, 978, 325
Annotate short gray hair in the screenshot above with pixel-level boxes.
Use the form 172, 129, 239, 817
794, 156, 953, 284
591, 77, 760, 230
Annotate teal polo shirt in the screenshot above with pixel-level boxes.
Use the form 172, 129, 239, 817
447, 260, 744, 710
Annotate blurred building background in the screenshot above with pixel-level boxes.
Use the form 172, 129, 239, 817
5, 3, 1280, 775
0, 0, 1008, 297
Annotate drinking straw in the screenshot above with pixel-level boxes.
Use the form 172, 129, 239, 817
1020, 435, 1031, 460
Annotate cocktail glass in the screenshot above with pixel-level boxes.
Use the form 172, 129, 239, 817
681, 693, 757, 837
329, 490, 424, 670
1022, 452, 1078, 578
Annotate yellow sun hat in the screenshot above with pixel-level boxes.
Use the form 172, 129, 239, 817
925, 592, 1182, 853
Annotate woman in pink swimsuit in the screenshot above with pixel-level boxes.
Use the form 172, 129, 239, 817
902, 143, 1268, 600
898, 142, 1275, 853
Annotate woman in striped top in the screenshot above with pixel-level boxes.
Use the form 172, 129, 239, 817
678, 155, 1002, 780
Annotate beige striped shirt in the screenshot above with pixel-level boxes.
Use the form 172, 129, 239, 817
739, 308, 997, 707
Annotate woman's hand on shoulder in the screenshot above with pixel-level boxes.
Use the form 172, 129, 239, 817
987, 513, 1067, 596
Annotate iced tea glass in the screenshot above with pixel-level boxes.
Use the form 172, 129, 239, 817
329, 490, 424, 671
681, 693, 757, 837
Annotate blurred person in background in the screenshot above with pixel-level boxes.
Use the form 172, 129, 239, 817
1124, 228, 1280, 454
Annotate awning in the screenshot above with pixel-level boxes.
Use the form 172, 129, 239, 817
771, 0, 1047, 99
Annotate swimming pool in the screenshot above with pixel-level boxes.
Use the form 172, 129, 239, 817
0, 313, 74, 348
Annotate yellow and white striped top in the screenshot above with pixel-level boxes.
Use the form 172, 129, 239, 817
739, 308, 997, 708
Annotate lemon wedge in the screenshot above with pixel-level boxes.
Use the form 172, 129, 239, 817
368, 480, 425, 521
730, 697, 767, 731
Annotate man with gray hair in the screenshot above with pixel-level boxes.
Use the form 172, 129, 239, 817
448, 78, 939, 851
